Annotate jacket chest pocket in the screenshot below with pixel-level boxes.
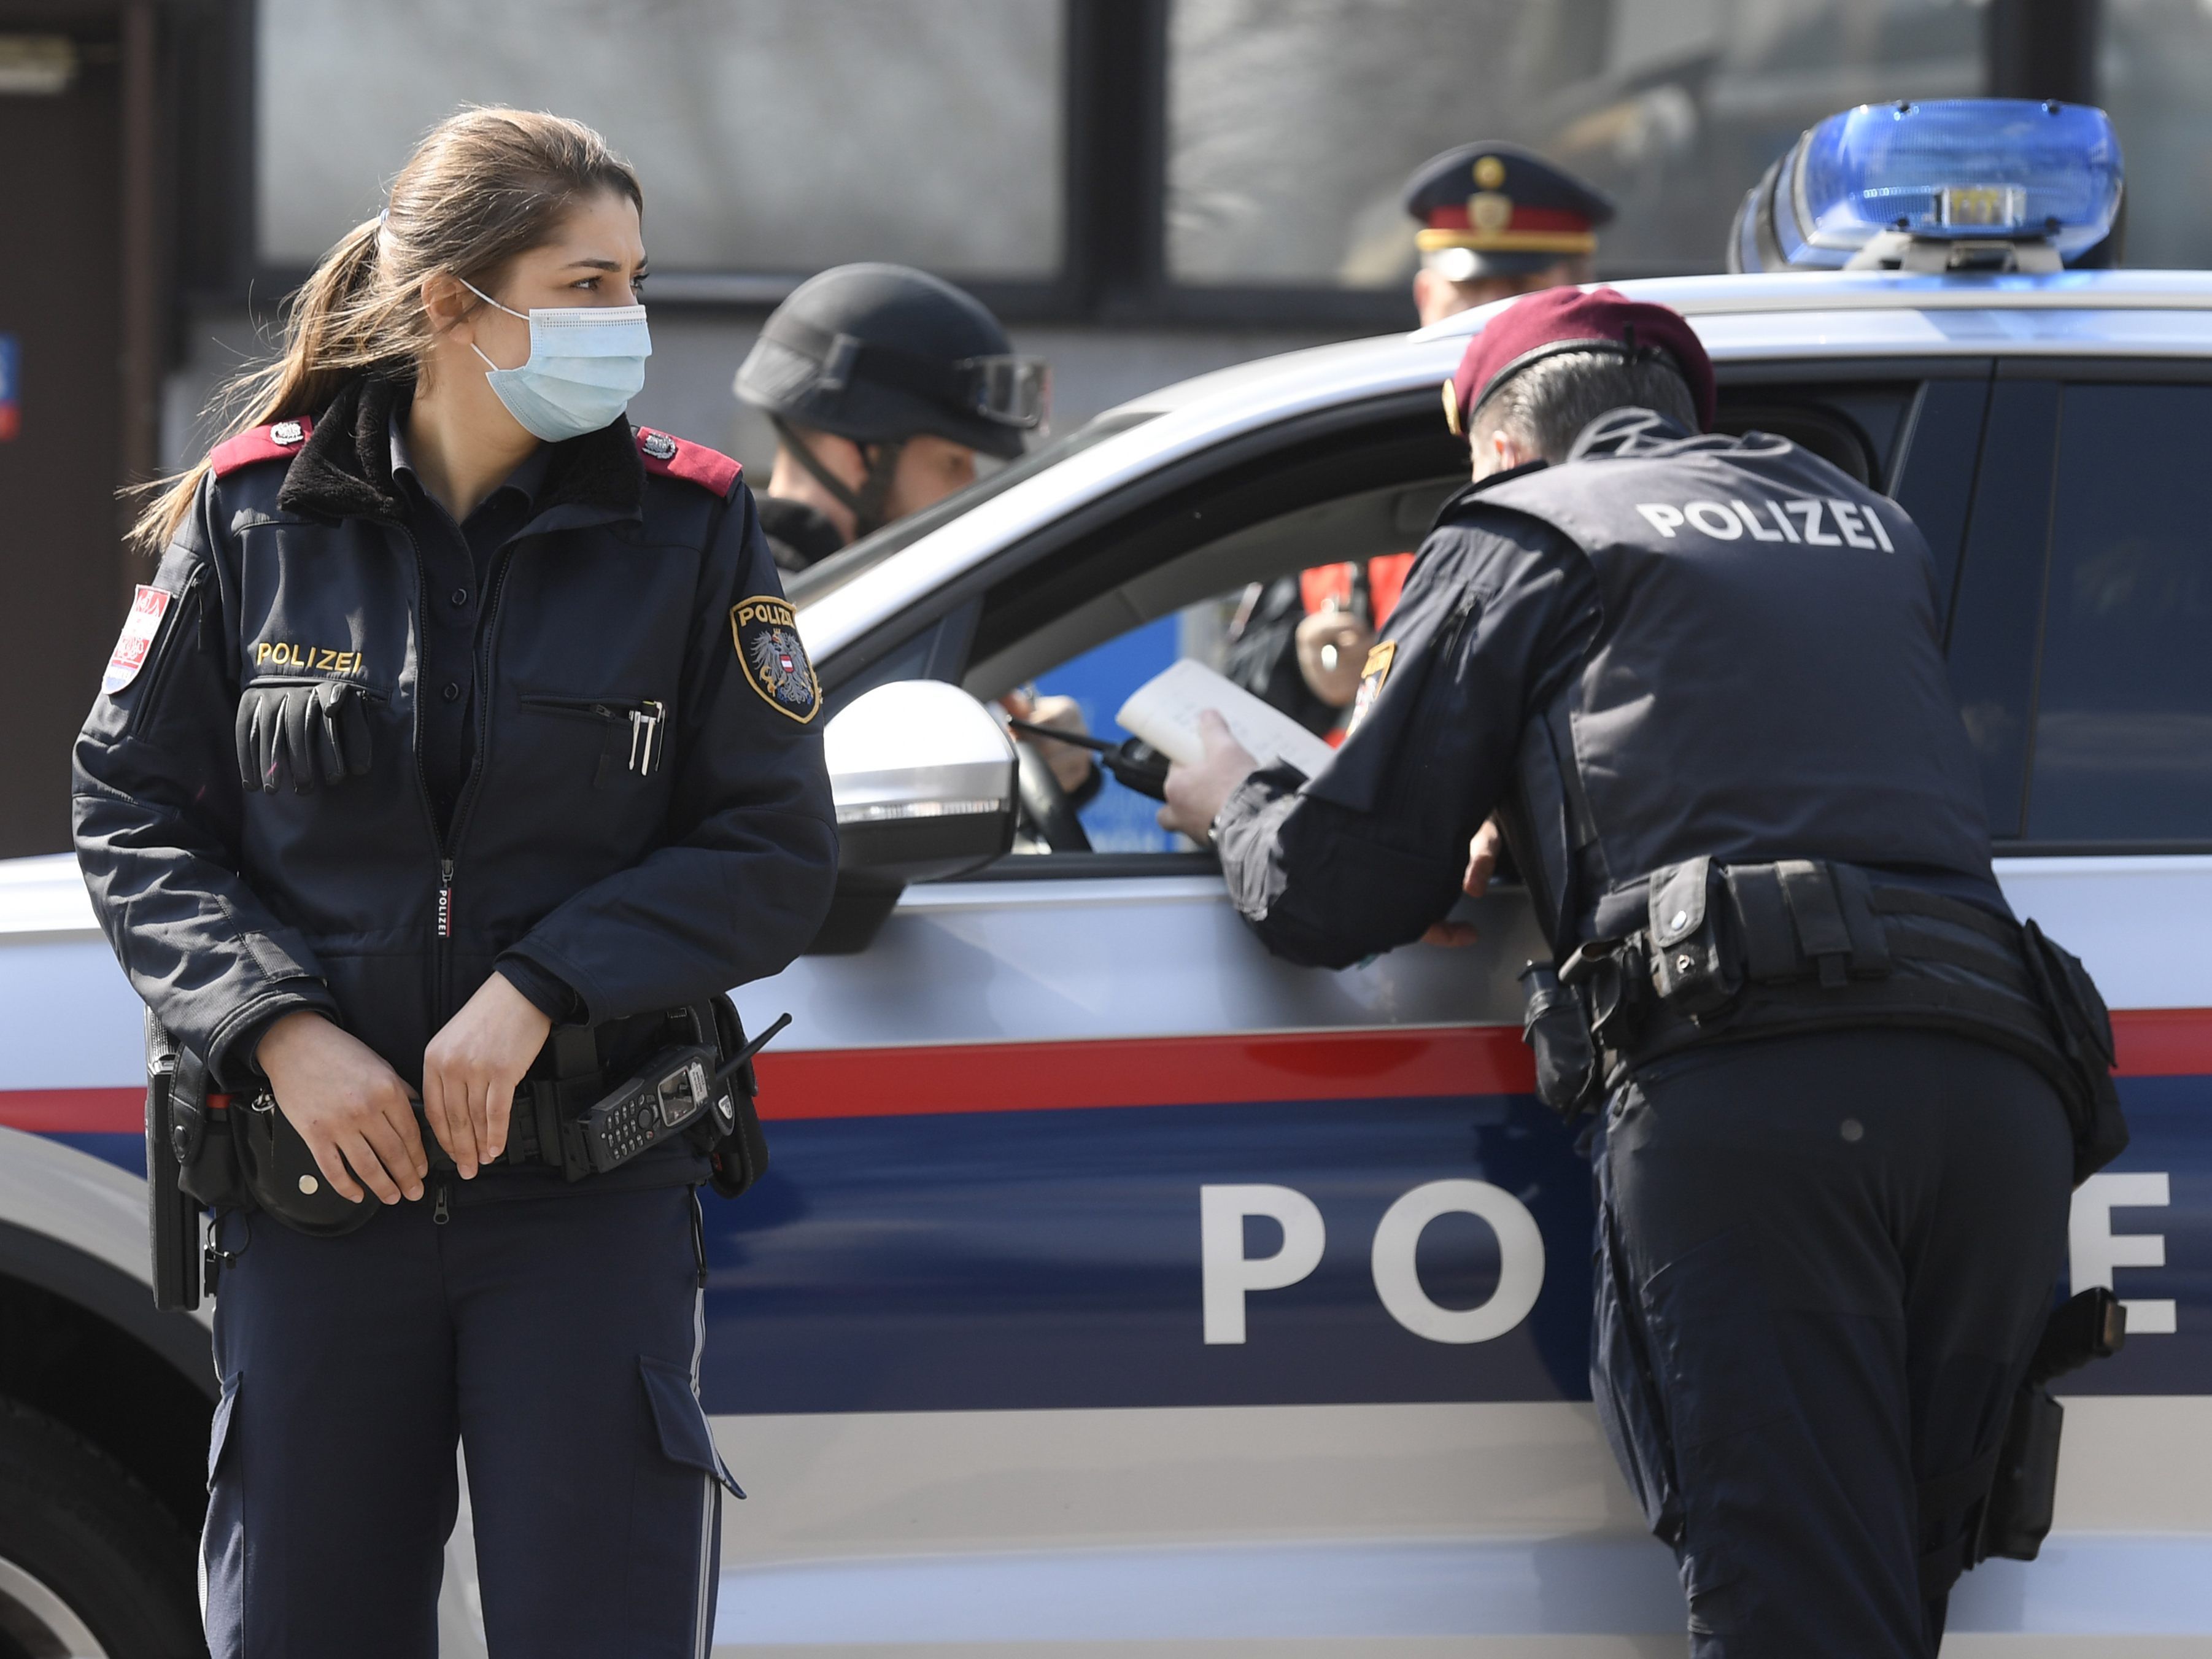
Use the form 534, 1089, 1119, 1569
520, 694, 670, 789
235, 676, 392, 795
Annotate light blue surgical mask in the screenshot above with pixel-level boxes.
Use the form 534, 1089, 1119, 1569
462, 280, 652, 443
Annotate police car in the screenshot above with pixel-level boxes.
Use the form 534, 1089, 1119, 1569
1, 101, 2206, 1655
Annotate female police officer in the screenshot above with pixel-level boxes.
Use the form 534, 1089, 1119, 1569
73, 109, 834, 1657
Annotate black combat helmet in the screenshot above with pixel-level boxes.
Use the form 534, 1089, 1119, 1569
736, 264, 1046, 462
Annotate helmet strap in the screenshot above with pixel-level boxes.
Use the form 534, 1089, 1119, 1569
770, 417, 908, 540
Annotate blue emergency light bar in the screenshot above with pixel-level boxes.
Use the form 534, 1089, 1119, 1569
1732, 99, 2125, 274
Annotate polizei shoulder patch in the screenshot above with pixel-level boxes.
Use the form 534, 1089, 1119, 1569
731, 597, 819, 724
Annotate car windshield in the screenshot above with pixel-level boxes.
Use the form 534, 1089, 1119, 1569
786, 412, 1160, 608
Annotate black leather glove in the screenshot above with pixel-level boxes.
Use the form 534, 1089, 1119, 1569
235, 679, 373, 794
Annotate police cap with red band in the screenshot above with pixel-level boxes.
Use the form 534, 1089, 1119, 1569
1443, 286, 1716, 437
1404, 142, 1614, 279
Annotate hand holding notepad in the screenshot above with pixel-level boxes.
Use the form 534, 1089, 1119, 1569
1114, 659, 1337, 779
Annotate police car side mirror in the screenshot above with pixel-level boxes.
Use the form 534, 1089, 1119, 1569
808, 681, 1018, 954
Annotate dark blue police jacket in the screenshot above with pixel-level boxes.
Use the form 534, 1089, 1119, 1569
73, 376, 837, 1094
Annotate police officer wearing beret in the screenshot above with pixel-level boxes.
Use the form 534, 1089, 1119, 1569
1225, 145, 1616, 735
1162, 288, 2124, 1657
74, 109, 834, 1657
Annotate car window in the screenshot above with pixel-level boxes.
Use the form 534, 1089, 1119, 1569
952, 375, 1986, 862
1002, 490, 1456, 852
786, 412, 1159, 608
2025, 383, 2212, 845
1941, 379, 2061, 838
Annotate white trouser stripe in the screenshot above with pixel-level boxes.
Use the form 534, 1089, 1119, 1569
695, 1474, 714, 1658
690, 1260, 714, 1659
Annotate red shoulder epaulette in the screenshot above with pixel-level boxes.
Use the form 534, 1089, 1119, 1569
636, 427, 741, 496
209, 417, 314, 477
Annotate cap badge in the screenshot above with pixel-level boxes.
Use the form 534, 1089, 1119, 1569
271, 420, 304, 447
1473, 155, 1507, 190
1469, 192, 1514, 234
640, 429, 678, 461
1441, 380, 1463, 438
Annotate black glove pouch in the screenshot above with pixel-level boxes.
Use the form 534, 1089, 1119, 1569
233, 1091, 380, 1236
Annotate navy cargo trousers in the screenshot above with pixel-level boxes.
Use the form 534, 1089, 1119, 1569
202, 1181, 742, 1658
1591, 1029, 2075, 1658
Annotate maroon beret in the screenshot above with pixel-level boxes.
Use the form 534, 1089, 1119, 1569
1444, 286, 1715, 436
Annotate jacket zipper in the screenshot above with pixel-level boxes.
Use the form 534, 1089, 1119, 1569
123, 565, 209, 740
390, 520, 459, 1021
243, 675, 390, 698
436, 543, 524, 977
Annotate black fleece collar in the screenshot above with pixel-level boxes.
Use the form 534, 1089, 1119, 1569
277, 375, 647, 530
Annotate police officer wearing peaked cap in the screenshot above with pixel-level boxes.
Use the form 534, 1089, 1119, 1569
74, 109, 834, 1657
1161, 287, 2125, 1657
1404, 141, 1614, 327
735, 261, 1048, 571
1225, 145, 1615, 737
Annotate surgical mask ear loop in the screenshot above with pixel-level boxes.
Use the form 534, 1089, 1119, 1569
459, 277, 530, 375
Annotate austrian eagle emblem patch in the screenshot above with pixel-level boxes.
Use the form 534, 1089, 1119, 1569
731, 596, 819, 724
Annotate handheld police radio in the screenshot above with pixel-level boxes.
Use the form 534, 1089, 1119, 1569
1005, 719, 1169, 800
570, 1012, 791, 1177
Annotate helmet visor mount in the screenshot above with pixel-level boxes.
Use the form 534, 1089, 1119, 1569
741, 311, 1048, 452
964, 354, 1050, 433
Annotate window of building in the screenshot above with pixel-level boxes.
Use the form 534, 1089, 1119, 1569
1162, 0, 1981, 288
257, 0, 1065, 281
2102, 0, 2212, 271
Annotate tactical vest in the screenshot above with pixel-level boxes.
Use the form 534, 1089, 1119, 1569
1480, 414, 1994, 949
1487, 412, 2125, 1181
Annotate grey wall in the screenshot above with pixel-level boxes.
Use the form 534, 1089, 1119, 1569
160, 309, 1345, 479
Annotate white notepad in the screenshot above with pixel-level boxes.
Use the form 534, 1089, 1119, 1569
1115, 658, 1337, 778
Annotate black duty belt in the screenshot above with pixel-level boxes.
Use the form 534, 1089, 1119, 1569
419, 1001, 785, 1185
145, 997, 786, 1311
1518, 854, 2127, 1183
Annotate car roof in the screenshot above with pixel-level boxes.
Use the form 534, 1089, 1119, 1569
803, 269, 2212, 661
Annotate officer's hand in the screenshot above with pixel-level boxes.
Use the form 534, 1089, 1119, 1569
1294, 610, 1375, 708
1158, 710, 1259, 845
1419, 819, 1505, 948
422, 973, 552, 1179
1001, 687, 1096, 794
256, 1011, 427, 1206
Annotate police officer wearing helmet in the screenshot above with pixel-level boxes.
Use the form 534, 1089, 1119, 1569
1162, 287, 2125, 1656
735, 263, 1094, 811
735, 261, 1047, 571
74, 109, 833, 1658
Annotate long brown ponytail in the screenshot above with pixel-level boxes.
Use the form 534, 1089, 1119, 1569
132, 107, 642, 552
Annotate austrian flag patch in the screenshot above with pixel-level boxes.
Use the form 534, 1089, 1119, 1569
731, 596, 819, 724
103, 584, 173, 696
